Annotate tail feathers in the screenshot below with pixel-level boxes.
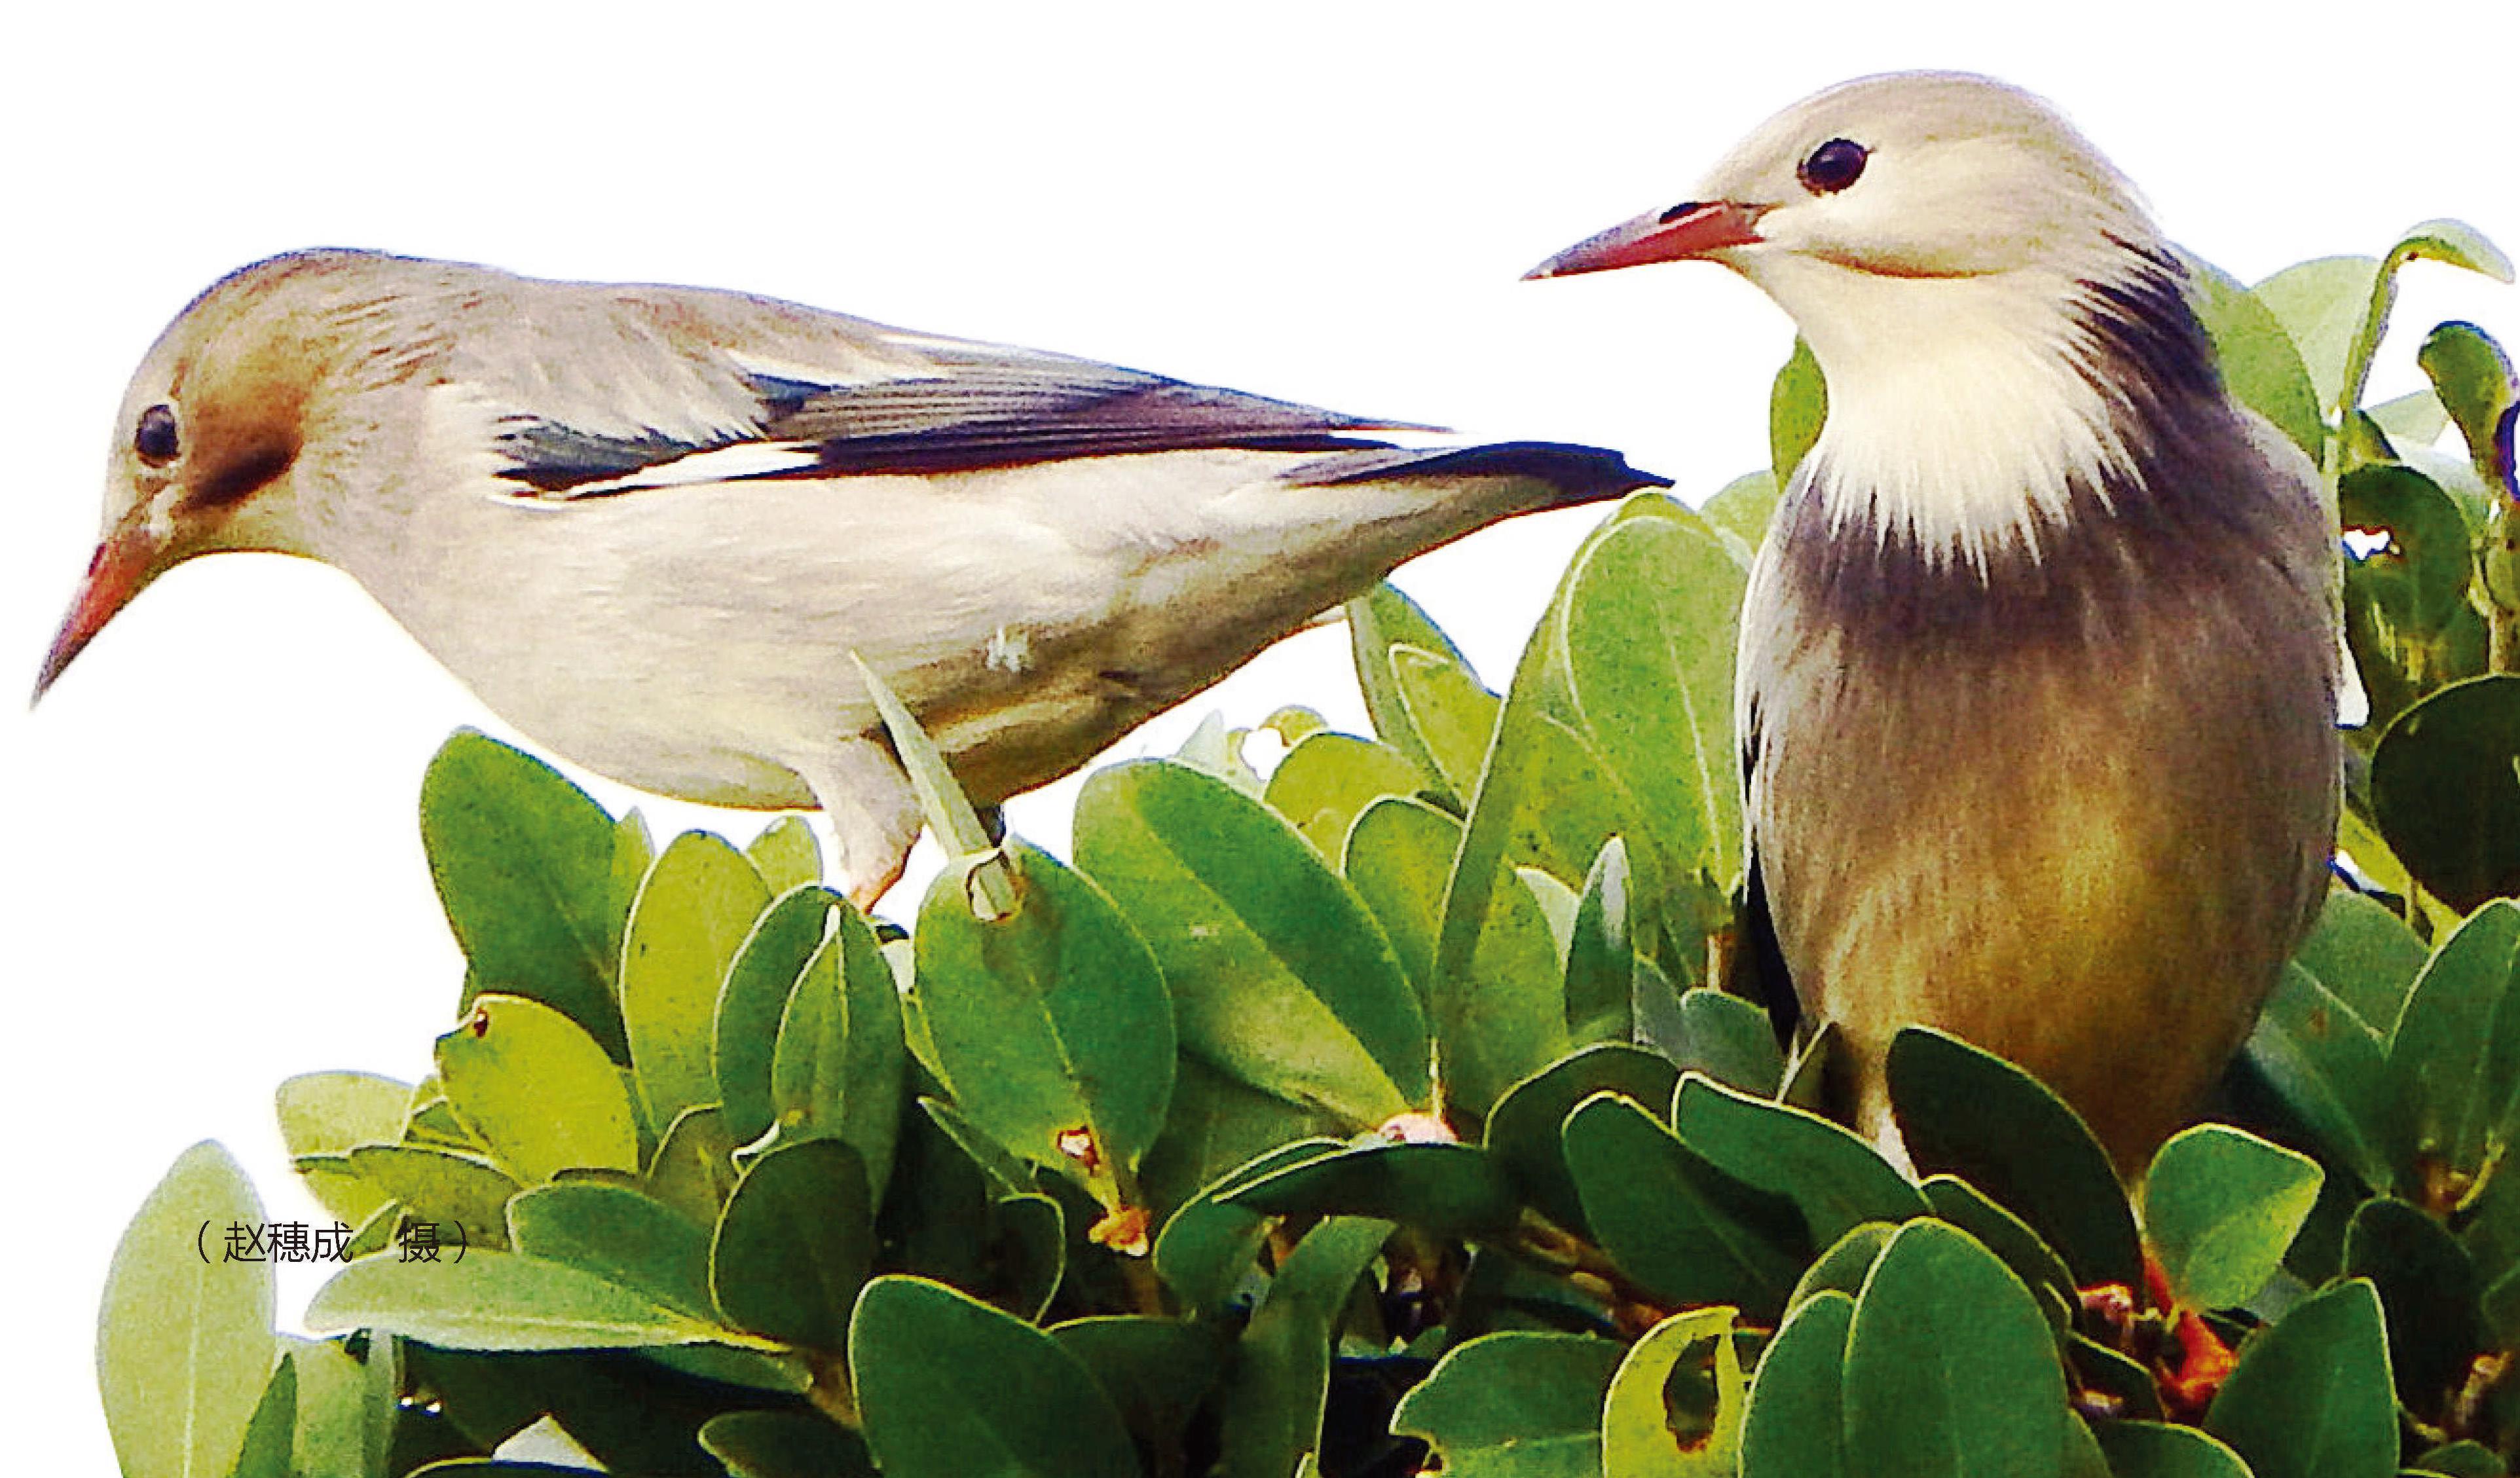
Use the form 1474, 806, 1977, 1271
1283, 439, 1670, 507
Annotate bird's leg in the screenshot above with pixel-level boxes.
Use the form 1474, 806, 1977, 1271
796, 739, 924, 914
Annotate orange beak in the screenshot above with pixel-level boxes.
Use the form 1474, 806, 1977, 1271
1524, 200, 1764, 280
35, 503, 165, 703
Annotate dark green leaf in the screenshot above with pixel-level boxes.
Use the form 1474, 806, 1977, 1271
1217, 1216, 1392, 1478
2143, 1125, 2324, 1310
421, 731, 628, 1058
851, 1276, 1141, 1478
715, 887, 848, 1147
2295, 889, 2428, 1041
699, 1410, 877, 1478
1842, 1221, 2068, 1478
1077, 761, 1419, 1127
2240, 962, 2398, 1193
2373, 679, 2520, 913
1789, 1222, 1895, 1310
2411, 1440, 2508, 1478
1564, 1092, 1806, 1319
1343, 794, 1458, 1014
229, 1354, 296, 1478
306, 1250, 746, 1351
1669, 988, 1786, 1097
507, 1181, 714, 1320
1052, 1316, 1227, 1456
2343, 1197, 2482, 1415
2386, 898, 2520, 1183
1439, 840, 1574, 1119
1136, 1055, 1344, 1221
2419, 322, 2517, 477
2094, 1422, 2252, 1478
1918, 1176, 2077, 1308
1485, 1043, 1681, 1238
710, 1137, 874, 1351
1887, 1027, 2142, 1289
1153, 1139, 1344, 1314
767, 896, 907, 1198
2342, 461, 2473, 637
1741, 1290, 1853, 1478
2203, 1278, 2398, 1478
918, 836, 1175, 1201
1389, 1331, 1621, 1478
1673, 1075, 1925, 1246
1225, 1141, 1519, 1238
1563, 839, 1635, 1044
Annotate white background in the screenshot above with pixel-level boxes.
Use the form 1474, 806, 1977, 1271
4, 1, 2514, 1464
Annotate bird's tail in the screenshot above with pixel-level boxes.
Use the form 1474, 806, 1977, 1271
1282, 440, 1669, 509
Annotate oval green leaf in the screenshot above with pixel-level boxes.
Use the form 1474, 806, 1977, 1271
1389, 1331, 1621, 1478
622, 831, 772, 1135
2202, 1278, 2398, 1478
437, 993, 640, 1184
2143, 1125, 2324, 1310
710, 1137, 874, 1352
1564, 1092, 1806, 1320
1842, 1220, 2068, 1478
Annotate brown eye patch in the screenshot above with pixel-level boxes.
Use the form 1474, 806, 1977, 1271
134, 403, 181, 465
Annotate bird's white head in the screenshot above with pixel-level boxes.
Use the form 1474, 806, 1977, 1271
1530, 72, 2207, 569
36, 251, 434, 699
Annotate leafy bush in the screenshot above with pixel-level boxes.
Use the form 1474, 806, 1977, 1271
98, 223, 2520, 1478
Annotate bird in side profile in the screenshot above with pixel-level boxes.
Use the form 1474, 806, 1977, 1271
1529, 72, 2341, 1174
39, 249, 1660, 906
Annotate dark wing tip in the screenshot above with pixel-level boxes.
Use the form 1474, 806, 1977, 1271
1286, 439, 1671, 504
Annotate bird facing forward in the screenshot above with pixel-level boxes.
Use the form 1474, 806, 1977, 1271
38, 250, 1659, 906
1530, 73, 2341, 1173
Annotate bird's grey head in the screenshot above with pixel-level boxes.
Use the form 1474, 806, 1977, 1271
37, 249, 442, 699
1532, 73, 2202, 568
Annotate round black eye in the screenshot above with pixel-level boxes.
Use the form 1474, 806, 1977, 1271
134, 403, 181, 466
1798, 138, 1868, 194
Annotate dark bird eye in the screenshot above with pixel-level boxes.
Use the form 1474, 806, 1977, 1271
1798, 138, 1869, 194
134, 403, 181, 466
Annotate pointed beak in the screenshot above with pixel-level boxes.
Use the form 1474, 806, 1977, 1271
1524, 200, 1764, 280
35, 504, 164, 703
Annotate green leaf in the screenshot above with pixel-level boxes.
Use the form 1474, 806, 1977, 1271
711, 1137, 875, 1351
507, 1181, 714, 1320
1344, 794, 1460, 1012
1918, 1177, 2076, 1310
1559, 503, 1748, 882
2240, 962, 2398, 1193
1886, 1027, 2142, 1289
435, 994, 640, 1184
306, 1249, 749, 1351
2203, 1278, 2398, 1478
2295, 890, 2429, 1043
917, 837, 1174, 1202
2342, 460, 2474, 635
420, 731, 629, 1058
98, 1143, 275, 1478
1174, 710, 1264, 795
1565, 839, 1637, 1044
2253, 255, 2380, 416
767, 896, 908, 1198
1672, 1075, 1927, 1246
2419, 322, 2517, 476
1770, 339, 1827, 487
2369, 386, 2452, 447
1263, 730, 1430, 864
1394, 644, 1506, 801
1346, 580, 1479, 807
716, 887, 849, 1147
699, 1410, 877, 1478
338, 1143, 520, 1251
1790, 1221, 1896, 1310
1216, 1216, 1393, 1478
2410, 1441, 2508, 1478
1137, 1056, 1344, 1223
1439, 838, 1575, 1118
2391, 219, 2516, 285
1225, 1141, 1520, 1238
1153, 1139, 1343, 1314
744, 816, 823, 896
2373, 678, 2520, 913
851, 1276, 1141, 1478
1077, 760, 1418, 1127
2093, 1422, 2252, 1478
2185, 253, 2326, 457
228, 1354, 296, 1478
2386, 898, 2520, 1182
1740, 1290, 1853, 1478
1667, 988, 1785, 1098
1052, 1316, 1227, 1456
1486, 1043, 1681, 1238
1390, 1331, 1621, 1478
1564, 1092, 1806, 1319
2343, 1197, 2482, 1415
1604, 1306, 1747, 1477
1702, 470, 1782, 561
1842, 1221, 2068, 1478
2143, 1125, 2324, 1310
621, 832, 772, 1136
278, 1073, 412, 1229
851, 656, 1006, 916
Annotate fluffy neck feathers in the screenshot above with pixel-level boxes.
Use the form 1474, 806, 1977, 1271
1768, 242, 2221, 574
